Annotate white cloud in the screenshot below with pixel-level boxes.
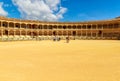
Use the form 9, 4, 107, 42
0, 2, 8, 16
12, 0, 67, 21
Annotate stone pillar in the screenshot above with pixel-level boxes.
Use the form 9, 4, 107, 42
20, 30, 21, 37
1, 22, 3, 38
42, 25, 44, 36
25, 24, 27, 37
14, 30, 16, 37
8, 30, 9, 37
7, 22, 9, 37
86, 24, 87, 38
81, 25, 82, 39
90, 24, 92, 38
96, 24, 98, 38
26, 30, 27, 37
1, 30, 3, 38
41, 25, 43, 36
102, 24, 103, 39
76, 25, 77, 37
19, 21, 21, 37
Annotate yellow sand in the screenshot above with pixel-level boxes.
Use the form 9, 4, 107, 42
0, 40, 120, 81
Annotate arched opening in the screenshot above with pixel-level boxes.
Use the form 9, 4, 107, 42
0, 30, 2, 36
68, 25, 71, 29
49, 25, 53, 29
92, 33, 96, 37
48, 31, 52, 36
68, 31, 71, 36
77, 31, 81, 36
98, 30, 102, 37
39, 31, 42, 35
15, 23, 20, 28
77, 25, 81, 29
32, 24, 36, 29
9, 30, 14, 35
15, 30, 20, 35
98, 24, 102, 29
103, 33, 107, 37
114, 23, 119, 28
73, 25, 76, 29
87, 33, 91, 37
4, 30, 8, 35
58, 25, 62, 29
21, 23, 26, 29
92, 25, 96, 29
27, 24, 32, 29
58, 31, 62, 36
53, 25, 57, 29
98, 30, 102, 35
2, 22, 8, 28
63, 31, 67, 36
44, 31, 48, 36
73, 31, 76, 36
82, 25, 86, 29
43, 25, 47, 29
21, 30, 26, 35
9, 22, 14, 28
53, 31, 56, 36
31, 32, 37, 37
38, 25, 42, 29
108, 24, 113, 29
103, 24, 107, 29
27, 31, 31, 36
0, 21, 1, 27
63, 26, 66, 29
87, 25, 91, 29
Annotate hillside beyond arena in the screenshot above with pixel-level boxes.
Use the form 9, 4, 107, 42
0, 40, 120, 81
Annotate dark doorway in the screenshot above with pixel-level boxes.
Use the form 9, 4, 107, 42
53, 31, 56, 36
98, 30, 102, 36
5, 30, 8, 35
73, 31, 76, 40
31, 32, 37, 37
63, 26, 66, 29
73, 31, 76, 36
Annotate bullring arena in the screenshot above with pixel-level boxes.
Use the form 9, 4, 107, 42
0, 16, 120, 41
0, 16, 120, 81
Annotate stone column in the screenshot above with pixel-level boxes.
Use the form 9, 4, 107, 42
57, 25, 58, 36
102, 24, 103, 39
42, 25, 44, 36
81, 25, 82, 39
14, 30, 16, 37
96, 24, 98, 38
90, 24, 92, 38
75, 25, 78, 37
19, 21, 21, 37
7, 22, 9, 37
85, 25, 87, 39
25, 24, 27, 37
26, 30, 27, 37
1, 22, 3, 38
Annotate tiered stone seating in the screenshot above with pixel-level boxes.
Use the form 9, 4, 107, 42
2, 35, 8, 41
13, 35, 20, 41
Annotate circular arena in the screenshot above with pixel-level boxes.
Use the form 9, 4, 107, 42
0, 16, 120, 81
0, 16, 120, 41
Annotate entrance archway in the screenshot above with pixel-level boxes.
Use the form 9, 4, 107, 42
53, 31, 56, 36
73, 31, 76, 36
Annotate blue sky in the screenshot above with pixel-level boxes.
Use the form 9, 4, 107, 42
0, 0, 120, 22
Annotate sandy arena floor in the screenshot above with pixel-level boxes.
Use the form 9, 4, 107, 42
0, 40, 120, 81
